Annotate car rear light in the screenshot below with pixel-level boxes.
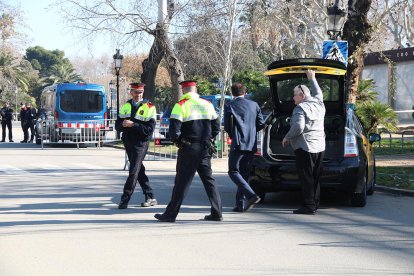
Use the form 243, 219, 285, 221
344, 127, 358, 157
104, 112, 107, 119
54, 111, 58, 120
254, 130, 264, 156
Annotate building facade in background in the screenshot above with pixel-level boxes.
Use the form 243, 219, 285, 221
362, 46, 414, 123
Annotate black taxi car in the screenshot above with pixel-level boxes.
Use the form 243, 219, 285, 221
248, 58, 381, 207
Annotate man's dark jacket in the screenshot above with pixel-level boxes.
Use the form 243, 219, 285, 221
224, 96, 265, 151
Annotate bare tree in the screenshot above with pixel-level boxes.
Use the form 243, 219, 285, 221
54, 0, 183, 102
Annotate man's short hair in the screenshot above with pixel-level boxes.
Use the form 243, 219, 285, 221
231, 83, 246, 97
295, 85, 310, 97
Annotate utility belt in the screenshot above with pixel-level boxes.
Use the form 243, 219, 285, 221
175, 137, 217, 155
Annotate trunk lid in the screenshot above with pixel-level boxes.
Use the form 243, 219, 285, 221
264, 58, 347, 116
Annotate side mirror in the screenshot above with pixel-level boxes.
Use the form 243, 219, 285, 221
369, 133, 381, 144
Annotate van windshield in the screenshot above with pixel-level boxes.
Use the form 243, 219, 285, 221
277, 77, 340, 102
60, 90, 104, 113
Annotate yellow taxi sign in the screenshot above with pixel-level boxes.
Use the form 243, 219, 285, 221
264, 65, 346, 76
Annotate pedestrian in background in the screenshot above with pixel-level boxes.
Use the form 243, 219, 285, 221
115, 83, 158, 209
1, 101, 14, 142
25, 102, 36, 143
282, 70, 325, 215
224, 83, 265, 212
154, 80, 222, 222
19, 103, 28, 143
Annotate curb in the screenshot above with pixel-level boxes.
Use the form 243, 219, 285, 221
376, 185, 414, 197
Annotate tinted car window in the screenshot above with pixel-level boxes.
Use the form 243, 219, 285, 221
276, 77, 339, 102
60, 90, 103, 113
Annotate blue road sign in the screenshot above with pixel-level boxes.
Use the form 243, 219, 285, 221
322, 40, 348, 66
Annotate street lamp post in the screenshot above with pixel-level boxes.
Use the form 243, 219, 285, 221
113, 49, 124, 119
113, 49, 123, 139
327, 0, 347, 40
109, 80, 114, 119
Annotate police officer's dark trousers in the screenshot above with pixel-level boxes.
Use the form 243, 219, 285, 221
164, 142, 222, 219
22, 121, 30, 142
1, 120, 12, 141
294, 148, 324, 211
28, 121, 35, 141
121, 140, 154, 202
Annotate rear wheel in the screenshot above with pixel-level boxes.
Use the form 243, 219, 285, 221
351, 173, 367, 207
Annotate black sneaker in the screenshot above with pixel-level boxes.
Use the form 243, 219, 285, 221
293, 206, 316, 215
204, 214, 223, 221
154, 213, 176, 222
244, 195, 261, 212
118, 199, 129, 209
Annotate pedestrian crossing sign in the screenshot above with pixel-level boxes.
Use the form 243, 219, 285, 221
322, 40, 348, 66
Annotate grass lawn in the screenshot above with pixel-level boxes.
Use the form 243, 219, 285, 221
374, 138, 414, 155
377, 166, 414, 190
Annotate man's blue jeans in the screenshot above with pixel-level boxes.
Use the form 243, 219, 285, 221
228, 149, 256, 209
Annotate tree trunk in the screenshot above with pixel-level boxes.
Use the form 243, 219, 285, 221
141, 26, 166, 102
163, 31, 184, 102
342, 0, 373, 103
165, 53, 184, 103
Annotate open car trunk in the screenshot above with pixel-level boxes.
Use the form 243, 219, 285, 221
264, 58, 347, 161
267, 114, 345, 160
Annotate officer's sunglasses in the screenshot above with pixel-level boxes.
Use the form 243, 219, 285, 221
297, 85, 305, 95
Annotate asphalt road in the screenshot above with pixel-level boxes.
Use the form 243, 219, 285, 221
0, 143, 413, 275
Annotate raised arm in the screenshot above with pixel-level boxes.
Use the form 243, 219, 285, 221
306, 70, 323, 101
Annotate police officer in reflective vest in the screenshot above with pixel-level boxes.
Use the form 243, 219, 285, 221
154, 80, 222, 222
115, 83, 157, 209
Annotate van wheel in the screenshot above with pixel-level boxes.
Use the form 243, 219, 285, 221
36, 138, 41, 145
351, 174, 367, 207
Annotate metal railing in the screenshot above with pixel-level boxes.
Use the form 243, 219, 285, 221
37, 119, 119, 149
376, 128, 414, 153
36, 119, 234, 159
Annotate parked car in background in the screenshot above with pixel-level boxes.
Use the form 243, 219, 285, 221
248, 58, 381, 207
159, 94, 232, 139
200, 94, 232, 115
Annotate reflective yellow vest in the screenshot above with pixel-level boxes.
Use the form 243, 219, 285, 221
170, 92, 217, 122
119, 101, 156, 122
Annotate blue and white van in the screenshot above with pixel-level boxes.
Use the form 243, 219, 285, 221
36, 82, 107, 143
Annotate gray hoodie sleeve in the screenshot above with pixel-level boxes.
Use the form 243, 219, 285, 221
285, 107, 305, 139
310, 78, 323, 102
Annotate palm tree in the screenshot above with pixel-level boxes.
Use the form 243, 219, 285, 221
45, 62, 83, 85
356, 100, 398, 134
356, 79, 378, 103
0, 52, 30, 102
355, 78, 398, 134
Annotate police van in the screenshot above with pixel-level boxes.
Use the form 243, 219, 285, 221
35, 82, 107, 144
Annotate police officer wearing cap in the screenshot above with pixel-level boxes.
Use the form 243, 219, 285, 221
115, 82, 157, 209
154, 80, 223, 222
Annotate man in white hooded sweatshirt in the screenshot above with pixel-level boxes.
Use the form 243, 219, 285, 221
282, 70, 325, 215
